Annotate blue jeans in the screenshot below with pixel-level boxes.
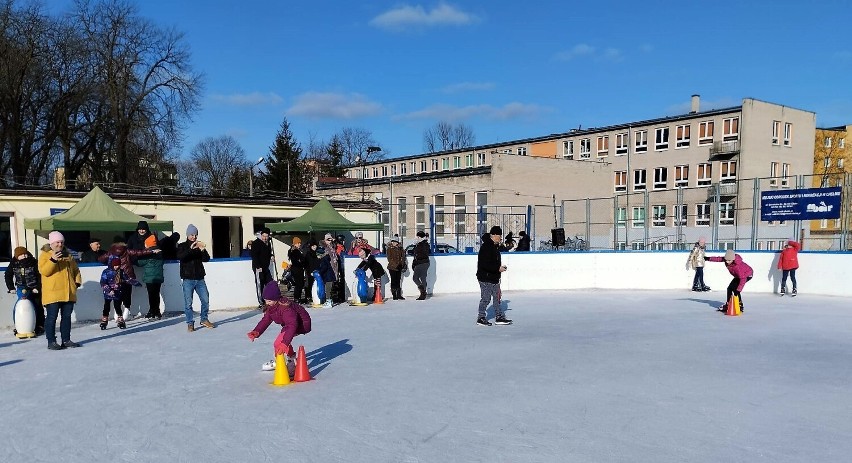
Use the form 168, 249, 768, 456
45, 301, 75, 345
781, 269, 797, 290
182, 279, 209, 324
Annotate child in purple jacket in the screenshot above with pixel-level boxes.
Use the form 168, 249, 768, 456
708, 249, 753, 312
247, 281, 312, 372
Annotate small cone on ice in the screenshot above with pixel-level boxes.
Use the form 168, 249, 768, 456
293, 345, 312, 382
373, 281, 384, 304
271, 352, 291, 387
726, 294, 741, 317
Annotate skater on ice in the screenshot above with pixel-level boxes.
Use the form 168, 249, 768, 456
476, 226, 512, 326
247, 281, 312, 373
356, 247, 386, 301
411, 230, 430, 300
385, 238, 407, 300
5, 246, 44, 337
777, 240, 799, 296
99, 257, 141, 329
686, 237, 710, 292
708, 249, 753, 313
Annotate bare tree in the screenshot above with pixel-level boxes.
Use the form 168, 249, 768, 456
815, 127, 851, 188
335, 127, 384, 166
423, 121, 475, 153
181, 135, 248, 196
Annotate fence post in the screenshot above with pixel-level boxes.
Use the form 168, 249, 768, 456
750, 177, 759, 250
644, 190, 650, 249
585, 198, 591, 250
712, 184, 720, 249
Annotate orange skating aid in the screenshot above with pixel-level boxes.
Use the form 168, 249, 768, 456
293, 345, 313, 382
373, 282, 384, 304
725, 294, 741, 317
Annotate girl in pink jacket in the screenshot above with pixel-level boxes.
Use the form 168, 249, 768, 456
777, 240, 799, 296
247, 281, 312, 372
708, 250, 753, 312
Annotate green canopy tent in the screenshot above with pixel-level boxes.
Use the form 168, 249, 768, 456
265, 198, 382, 234
23, 186, 173, 231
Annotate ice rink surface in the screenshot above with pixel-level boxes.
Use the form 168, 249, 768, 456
2, 289, 851, 463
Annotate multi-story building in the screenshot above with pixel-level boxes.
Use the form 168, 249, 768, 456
810, 125, 851, 249
317, 96, 816, 251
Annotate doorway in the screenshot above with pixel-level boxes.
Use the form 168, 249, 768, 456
211, 216, 243, 258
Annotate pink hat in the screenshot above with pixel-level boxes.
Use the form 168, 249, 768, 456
698, 237, 706, 245
48, 231, 65, 244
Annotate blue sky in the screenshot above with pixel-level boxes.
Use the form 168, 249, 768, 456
55, 1, 852, 161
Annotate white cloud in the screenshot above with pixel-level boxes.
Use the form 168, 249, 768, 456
396, 102, 546, 122
287, 92, 383, 119
553, 44, 623, 63
211, 92, 283, 107
440, 81, 496, 93
370, 3, 478, 30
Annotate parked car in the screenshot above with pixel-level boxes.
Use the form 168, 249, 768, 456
405, 243, 460, 256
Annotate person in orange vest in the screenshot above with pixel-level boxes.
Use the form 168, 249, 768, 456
777, 240, 800, 296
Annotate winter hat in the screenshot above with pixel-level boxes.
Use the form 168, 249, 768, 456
260, 227, 271, 235
724, 249, 735, 262
355, 231, 364, 238
109, 256, 121, 267
13, 246, 28, 258
48, 231, 65, 244
698, 237, 706, 246
186, 224, 199, 236
489, 226, 503, 236
416, 230, 426, 238
518, 231, 526, 237
292, 237, 302, 245
324, 233, 334, 241
308, 239, 318, 247
136, 221, 150, 232
144, 235, 158, 248
261, 281, 282, 300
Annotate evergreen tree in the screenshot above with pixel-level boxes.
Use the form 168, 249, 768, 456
262, 118, 307, 195
324, 135, 346, 177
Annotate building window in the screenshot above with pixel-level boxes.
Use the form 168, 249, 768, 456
841, 139, 846, 149
372, 167, 378, 178
631, 241, 646, 251
616, 132, 628, 155
655, 127, 669, 150
653, 167, 667, 189
720, 161, 737, 183
633, 169, 647, 191
381, 166, 388, 176
766, 240, 776, 250
477, 153, 486, 166
719, 203, 735, 226
431, 159, 439, 171
476, 191, 488, 236
434, 194, 445, 236
597, 136, 609, 157
696, 203, 710, 226
783, 123, 792, 146
614, 171, 627, 192
635, 130, 648, 153
414, 196, 425, 232
676, 124, 691, 148
400, 163, 406, 175
674, 165, 689, 187
616, 207, 627, 228
465, 154, 474, 167
632, 207, 645, 228
770, 162, 778, 186
580, 138, 591, 158
397, 197, 407, 237
616, 241, 627, 251
381, 198, 391, 236
410, 162, 417, 174
441, 158, 450, 171
453, 156, 461, 169
772, 121, 781, 145
723, 117, 739, 141
563, 141, 574, 159
518, 147, 527, 156
839, 158, 845, 168
825, 137, 832, 148
454, 193, 465, 235
421, 160, 427, 173
391, 164, 397, 176
697, 163, 712, 186
699, 120, 714, 145
719, 241, 735, 250
820, 219, 828, 229
821, 177, 829, 188
673, 204, 687, 226
756, 241, 764, 250
652, 205, 666, 227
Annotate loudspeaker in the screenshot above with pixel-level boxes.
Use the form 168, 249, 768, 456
551, 228, 566, 247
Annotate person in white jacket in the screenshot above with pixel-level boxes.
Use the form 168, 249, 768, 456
686, 237, 710, 292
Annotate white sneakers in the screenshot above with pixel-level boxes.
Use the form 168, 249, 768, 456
261, 356, 296, 374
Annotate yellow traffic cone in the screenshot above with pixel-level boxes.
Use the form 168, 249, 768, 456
271, 352, 291, 387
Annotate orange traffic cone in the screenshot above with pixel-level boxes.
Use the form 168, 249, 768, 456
271, 352, 291, 387
725, 294, 741, 317
373, 281, 384, 304
293, 345, 313, 382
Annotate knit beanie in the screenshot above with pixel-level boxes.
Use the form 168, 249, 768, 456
136, 221, 150, 232
261, 281, 281, 300
724, 249, 735, 261
48, 231, 65, 244
13, 246, 28, 258
144, 235, 158, 248
109, 256, 121, 267
186, 224, 199, 236
489, 225, 503, 236
416, 230, 426, 238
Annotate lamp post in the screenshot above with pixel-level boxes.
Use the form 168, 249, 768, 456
356, 146, 382, 201
249, 157, 264, 197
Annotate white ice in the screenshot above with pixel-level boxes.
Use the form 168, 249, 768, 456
2, 289, 851, 463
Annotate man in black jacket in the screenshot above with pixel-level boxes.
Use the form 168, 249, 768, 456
476, 226, 511, 326
251, 227, 273, 309
176, 224, 214, 332
515, 231, 531, 252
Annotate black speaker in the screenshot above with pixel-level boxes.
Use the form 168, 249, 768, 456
551, 228, 566, 246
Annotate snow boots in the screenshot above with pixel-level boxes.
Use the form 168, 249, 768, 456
416, 285, 427, 300
391, 288, 405, 300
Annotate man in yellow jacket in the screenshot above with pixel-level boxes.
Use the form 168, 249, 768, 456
38, 231, 82, 350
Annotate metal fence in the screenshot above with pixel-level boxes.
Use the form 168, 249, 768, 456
377, 173, 852, 253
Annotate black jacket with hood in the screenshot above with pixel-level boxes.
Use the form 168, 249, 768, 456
476, 233, 502, 284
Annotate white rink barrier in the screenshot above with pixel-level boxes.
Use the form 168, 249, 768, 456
0, 251, 845, 327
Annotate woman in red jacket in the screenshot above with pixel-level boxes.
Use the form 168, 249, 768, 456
777, 240, 800, 296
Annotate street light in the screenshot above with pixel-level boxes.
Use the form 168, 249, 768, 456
356, 146, 382, 201
249, 157, 264, 197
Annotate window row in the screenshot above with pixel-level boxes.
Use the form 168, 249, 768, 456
616, 203, 736, 228
614, 161, 737, 192
359, 153, 489, 179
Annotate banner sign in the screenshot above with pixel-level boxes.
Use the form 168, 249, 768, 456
760, 187, 842, 221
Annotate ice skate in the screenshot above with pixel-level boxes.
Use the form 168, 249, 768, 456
791, 288, 797, 297
116, 316, 126, 329
99, 316, 108, 330
780, 286, 786, 296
